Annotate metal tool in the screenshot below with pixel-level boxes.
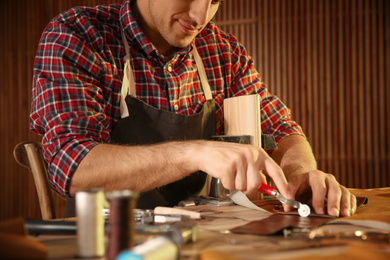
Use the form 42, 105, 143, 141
259, 182, 311, 217
25, 219, 81, 235
24, 209, 194, 236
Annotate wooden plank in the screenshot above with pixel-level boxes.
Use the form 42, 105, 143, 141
223, 95, 262, 148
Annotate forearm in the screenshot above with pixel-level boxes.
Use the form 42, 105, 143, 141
271, 135, 317, 180
69, 141, 199, 197
69, 139, 291, 199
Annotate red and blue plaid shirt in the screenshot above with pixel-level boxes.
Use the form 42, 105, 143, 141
30, 0, 304, 197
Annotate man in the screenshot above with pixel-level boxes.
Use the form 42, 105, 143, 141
31, 0, 356, 216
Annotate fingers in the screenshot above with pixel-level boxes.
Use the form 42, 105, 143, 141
226, 146, 266, 193
201, 141, 357, 217
308, 170, 357, 217
217, 147, 250, 191
323, 174, 342, 216
350, 192, 357, 215
243, 169, 265, 198
309, 172, 327, 215
203, 141, 284, 195
248, 147, 290, 198
234, 156, 248, 191
262, 157, 290, 198
337, 185, 357, 217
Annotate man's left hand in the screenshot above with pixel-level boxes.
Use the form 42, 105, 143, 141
285, 169, 357, 217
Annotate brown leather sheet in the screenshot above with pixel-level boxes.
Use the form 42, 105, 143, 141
231, 213, 333, 235
231, 196, 368, 235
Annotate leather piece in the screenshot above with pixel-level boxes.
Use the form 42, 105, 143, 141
231, 214, 333, 235
231, 197, 368, 235
251, 196, 367, 215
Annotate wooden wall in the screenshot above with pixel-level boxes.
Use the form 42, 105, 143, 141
214, 0, 390, 188
0, 0, 389, 221
0, 0, 120, 221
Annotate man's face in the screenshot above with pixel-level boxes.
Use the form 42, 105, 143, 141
136, 0, 221, 56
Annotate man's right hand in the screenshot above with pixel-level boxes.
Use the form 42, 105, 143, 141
191, 140, 292, 200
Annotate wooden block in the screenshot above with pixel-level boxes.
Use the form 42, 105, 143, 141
223, 94, 262, 147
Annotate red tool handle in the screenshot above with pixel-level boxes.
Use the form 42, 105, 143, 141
258, 182, 275, 196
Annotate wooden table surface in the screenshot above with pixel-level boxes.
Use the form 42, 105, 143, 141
26, 188, 390, 259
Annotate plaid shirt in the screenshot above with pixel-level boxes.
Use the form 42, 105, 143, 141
30, 0, 304, 197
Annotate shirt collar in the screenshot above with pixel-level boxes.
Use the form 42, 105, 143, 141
119, 0, 192, 60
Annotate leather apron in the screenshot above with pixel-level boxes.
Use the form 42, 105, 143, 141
109, 31, 216, 209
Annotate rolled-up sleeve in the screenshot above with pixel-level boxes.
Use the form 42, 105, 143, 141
30, 14, 120, 197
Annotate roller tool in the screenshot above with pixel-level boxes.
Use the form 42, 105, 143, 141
259, 182, 311, 217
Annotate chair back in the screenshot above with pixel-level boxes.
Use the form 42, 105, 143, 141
13, 142, 56, 220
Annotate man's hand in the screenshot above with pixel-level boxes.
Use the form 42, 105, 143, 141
286, 170, 357, 217
271, 135, 357, 217
192, 140, 291, 199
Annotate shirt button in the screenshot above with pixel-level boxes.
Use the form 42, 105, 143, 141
174, 104, 179, 111
167, 65, 173, 72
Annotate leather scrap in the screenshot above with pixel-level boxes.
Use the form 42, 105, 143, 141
231, 197, 368, 235
252, 197, 367, 215
231, 214, 333, 235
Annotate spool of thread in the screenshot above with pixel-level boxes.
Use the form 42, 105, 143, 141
76, 188, 105, 258
106, 190, 139, 260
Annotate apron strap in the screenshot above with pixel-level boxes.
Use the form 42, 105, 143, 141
120, 31, 213, 118
192, 47, 213, 101
120, 30, 133, 118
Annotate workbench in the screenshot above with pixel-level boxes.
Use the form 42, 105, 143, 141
6, 188, 390, 260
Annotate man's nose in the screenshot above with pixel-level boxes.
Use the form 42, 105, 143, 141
188, 0, 211, 26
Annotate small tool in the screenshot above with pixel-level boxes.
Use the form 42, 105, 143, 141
259, 182, 311, 217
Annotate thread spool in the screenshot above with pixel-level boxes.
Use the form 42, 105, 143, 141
106, 190, 139, 260
76, 188, 105, 258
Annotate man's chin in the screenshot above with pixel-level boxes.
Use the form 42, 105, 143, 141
168, 35, 196, 49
